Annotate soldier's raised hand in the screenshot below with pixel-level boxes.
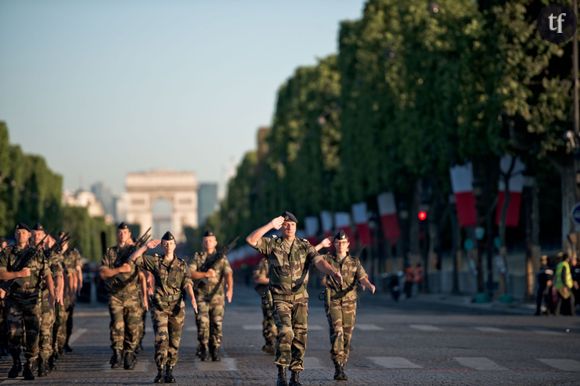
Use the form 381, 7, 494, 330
206, 268, 216, 279
320, 238, 332, 249
19, 267, 31, 278
118, 263, 131, 274
146, 239, 161, 249
270, 216, 285, 230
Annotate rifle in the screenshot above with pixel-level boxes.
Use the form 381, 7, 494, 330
9, 232, 50, 293
194, 236, 238, 292
50, 233, 71, 255
113, 227, 151, 268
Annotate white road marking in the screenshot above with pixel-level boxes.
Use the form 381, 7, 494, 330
368, 356, 422, 369
455, 357, 508, 371
532, 329, 563, 336
409, 324, 441, 332
474, 327, 506, 333
357, 324, 384, 331
195, 357, 237, 371
538, 359, 580, 372
68, 328, 87, 345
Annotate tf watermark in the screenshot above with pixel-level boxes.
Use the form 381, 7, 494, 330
538, 4, 577, 44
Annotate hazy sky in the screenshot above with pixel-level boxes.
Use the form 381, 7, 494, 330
0, 0, 365, 196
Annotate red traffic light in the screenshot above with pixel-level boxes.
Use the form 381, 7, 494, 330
418, 210, 428, 222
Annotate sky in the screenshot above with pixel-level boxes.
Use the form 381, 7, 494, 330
0, 0, 366, 197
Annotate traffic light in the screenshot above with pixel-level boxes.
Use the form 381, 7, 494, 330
418, 210, 428, 222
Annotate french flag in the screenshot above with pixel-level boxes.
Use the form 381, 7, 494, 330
377, 192, 401, 246
352, 202, 372, 246
320, 211, 333, 239
334, 212, 353, 240
495, 155, 525, 227
450, 163, 478, 228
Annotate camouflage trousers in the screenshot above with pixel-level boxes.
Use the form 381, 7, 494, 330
39, 293, 55, 361
152, 301, 185, 368
272, 297, 308, 372
52, 299, 72, 355
195, 295, 225, 350
0, 298, 7, 351
260, 291, 277, 346
108, 294, 144, 353
7, 295, 41, 363
324, 297, 357, 365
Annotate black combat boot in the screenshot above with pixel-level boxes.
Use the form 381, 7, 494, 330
164, 365, 176, 383
23, 361, 35, 380
110, 350, 123, 369
48, 354, 57, 371
63, 344, 73, 353
339, 364, 348, 381
124, 351, 137, 370
261, 343, 275, 355
153, 366, 164, 383
38, 358, 48, 377
210, 347, 221, 362
199, 345, 209, 362
8, 353, 22, 379
289, 371, 302, 386
276, 365, 288, 386
334, 362, 347, 381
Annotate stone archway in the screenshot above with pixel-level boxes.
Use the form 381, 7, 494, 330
122, 170, 197, 241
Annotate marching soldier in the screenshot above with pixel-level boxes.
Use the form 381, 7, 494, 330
246, 212, 343, 386
32, 223, 64, 377
189, 230, 234, 362
322, 231, 376, 381
129, 232, 197, 384
253, 257, 277, 354
0, 223, 55, 380
99, 222, 144, 370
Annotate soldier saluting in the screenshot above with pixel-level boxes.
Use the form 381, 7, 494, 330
321, 230, 375, 381
0, 223, 54, 380
246, 212, 343, 386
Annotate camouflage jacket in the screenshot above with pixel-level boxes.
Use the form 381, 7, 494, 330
252, 236, 322, 298
323, 253, 367, 302
137, 254, 192, 307
101, 245, 140, 298
0, 244, 51, 299
188, 251, 232, 300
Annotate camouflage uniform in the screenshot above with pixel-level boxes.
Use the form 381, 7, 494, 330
189, 251, 232, 355
322, 253, 367, 367
39, 250, 63, 367
101, 245, 144, 362
252, 236, 322, 373
0, 245, 50, 373
136, 253, 192, 369
253, 257, 277, 350
53, 248, 81, 355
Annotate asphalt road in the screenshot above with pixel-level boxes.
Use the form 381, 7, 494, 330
0, 285, 578, 385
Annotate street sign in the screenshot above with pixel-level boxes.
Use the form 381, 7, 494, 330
572, 202, 580, 225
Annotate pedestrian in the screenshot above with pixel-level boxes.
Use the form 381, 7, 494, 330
404, 263, 414, 298
571, 255, 580, 314
129, 232, 197, 384
99, 222, 144, 370
246, 212, 343, 386
414, 263, 424, 294
189, 230, 234, 362
0, 223, 55, 380
321, 231, 376, 381
534, 255, 553, 316
554, 252, 574, 316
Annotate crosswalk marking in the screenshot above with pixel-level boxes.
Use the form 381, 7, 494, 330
69, 328, 87, 345
194, 357, 237, 371
242, 324, 324, 331
474, 327, 505, 333
531, 329, 563, 336
455, 357, 507, 371
304, 356, 324, 369
369, 356, 422, 369
357, 324, 384, 331
538, 359, 580, 372
410, 324, 441, 332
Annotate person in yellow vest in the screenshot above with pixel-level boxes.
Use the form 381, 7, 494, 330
554, 252, 574, 316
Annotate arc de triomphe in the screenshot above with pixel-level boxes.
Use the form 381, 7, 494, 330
120, 170, 198, 241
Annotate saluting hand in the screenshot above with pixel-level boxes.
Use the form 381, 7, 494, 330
320, 238, 332, 249
146, 239, 161, 249
270, 216, 285, 230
